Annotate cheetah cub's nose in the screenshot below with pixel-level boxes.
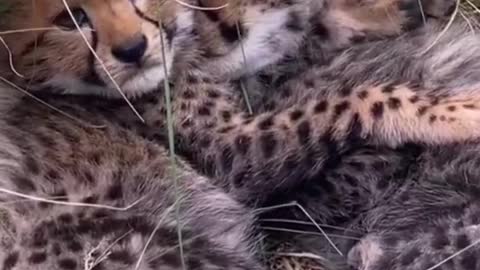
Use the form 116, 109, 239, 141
111, 34, 148, 63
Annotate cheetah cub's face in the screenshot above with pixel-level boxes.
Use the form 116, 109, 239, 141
0, 0, 194, 98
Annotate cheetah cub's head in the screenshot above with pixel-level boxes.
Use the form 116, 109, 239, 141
0, 0, 195, 98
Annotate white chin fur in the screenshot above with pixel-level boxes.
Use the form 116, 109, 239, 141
119, 65, 169, 98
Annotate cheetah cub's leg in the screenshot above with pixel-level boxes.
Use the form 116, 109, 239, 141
296, 83, 480, 147
138, 72, 480, 204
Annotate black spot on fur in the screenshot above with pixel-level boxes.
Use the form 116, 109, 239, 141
260, 132, 277, 159
339, 87, 352, 96
289, 110, 304, 121
206, 89, 220, 99
221, 111, 232, 122
3, 252, 19, 270
429, 115, 437, 123
357, 90, 368, 100
29, 252, 47, 264
417, 106, 428, 116
333, 101, 350, 120
312, 22, 329, 38
455, 234, 470, 249
258, 116, 274, 130
400, 247, 421, 266
463, 104, 476, 109
67, 240, 83, 252
52, 243, 62, 256
217, 126, 234, 134
31, 226, 48, 248
285, 11, 304, 31
382, 84, 396, 93
110, 250, 135, 265
234, 135, 251, 155
460, 253, 477, 269
198, 136, 212, 148
233, 169, 247, 188
11, 175, 36, 192
304, 79, 315, 88
297, 121, 311, 145
220, 146, 234, 173
387, 97, 402, 109
182, 89, 196, 99
348, 162, 366, 172
107, 183, 123, 200
198, 106, 211, 116
58, 213, 73, 224
219, 22, 242, 43
314, 101, 328, 113
346, 113, 363, 143
431, 228, 449, 249
58, 258, 77, 269
25, 156, 40, 175
447, 105, 456, 111
409, 95, 419, 103
376, 179, 388, 190
371, 102, 384, 119
186, 74, 199, 84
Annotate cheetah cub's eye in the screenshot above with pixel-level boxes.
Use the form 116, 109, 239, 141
53, 8, 89, 30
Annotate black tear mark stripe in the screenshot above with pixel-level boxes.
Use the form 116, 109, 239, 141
133, 6, 159, 27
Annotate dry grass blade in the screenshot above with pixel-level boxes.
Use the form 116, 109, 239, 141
0, 27, 94, 35
260, 218, 364, 233
235, 21, 253, 115
254, 201, 344, 256
84, 229, 133, 270
426, 236, 480, 270
420, 0, 461, 54
0, 36, 24, 78
0, 186, 143, 210
173, 0, 229, 10
134, 204, 174, 270
156, 10, 187, 268
60, 0, 145, 123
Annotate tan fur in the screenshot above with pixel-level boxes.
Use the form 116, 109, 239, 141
0, 0, 186, 97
